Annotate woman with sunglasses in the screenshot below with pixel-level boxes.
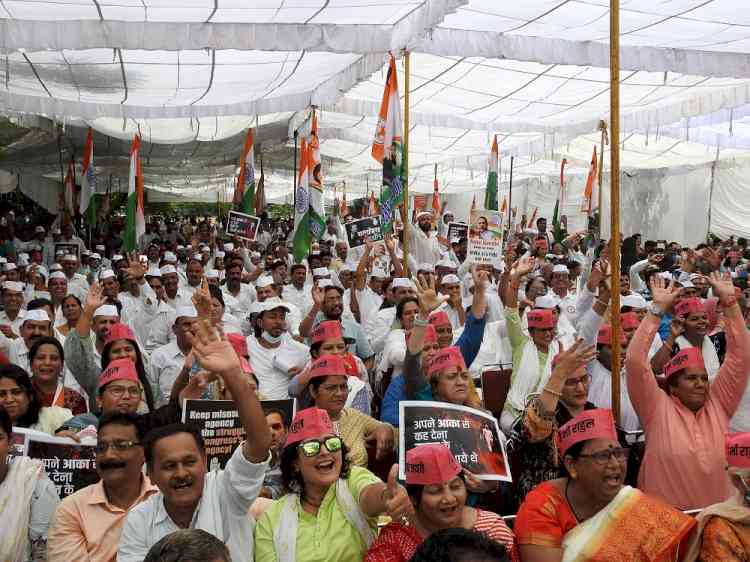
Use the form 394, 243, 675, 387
508, 340, 597, 505
254, 406, 412, 562
305, 353, 395, 467
364, 443, 519, 562
515, 409, 694, 562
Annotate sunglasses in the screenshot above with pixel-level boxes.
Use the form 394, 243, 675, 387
298, 436, 343, 457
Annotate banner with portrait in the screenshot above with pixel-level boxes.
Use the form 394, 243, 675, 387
467, 210, 504, 265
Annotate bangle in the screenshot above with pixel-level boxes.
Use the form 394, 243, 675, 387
720, 295, 738, 309
413, 317, 428, 327
543, 386, 563, 398
595, 299, 608, 307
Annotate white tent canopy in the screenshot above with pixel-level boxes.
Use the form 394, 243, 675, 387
2, 0, 750, 241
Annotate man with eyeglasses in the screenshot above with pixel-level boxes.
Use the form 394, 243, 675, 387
48, 407, 158, 562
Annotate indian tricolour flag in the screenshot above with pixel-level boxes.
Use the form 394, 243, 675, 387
292, 137, 311, 263
235, 128, 256, 214
308, 112, 325, 240
79, 127, 98, 225
123, 135, 145, 252
484, 135, 498, 211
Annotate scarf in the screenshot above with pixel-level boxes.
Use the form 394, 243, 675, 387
507, 339, 561, 413
0, 457, 44, 562
676, 335, 720, 380
683, 492, 750, 562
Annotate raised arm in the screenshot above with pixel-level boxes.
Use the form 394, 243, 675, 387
299, 285, 324, 339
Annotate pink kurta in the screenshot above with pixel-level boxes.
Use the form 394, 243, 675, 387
625, 309, 750, 510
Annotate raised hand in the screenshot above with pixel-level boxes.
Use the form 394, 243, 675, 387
191, 318, 241, 375
383, 234, 395, 253
707, 270, 736, 301
551, 339, 597, 379
414, 275, 448, 315
511, 256, 535, 278
471, 265, 490, 292
383, 465, 413, 523
649, 276, 679, 313
85, 282, 107, 310
192, 278, 212, 318
124, 252, 147, 279
311, 285, 325, 308
669, 316, 685, 339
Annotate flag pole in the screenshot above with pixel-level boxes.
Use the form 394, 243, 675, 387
402, 50, 411, 277
293, 130, 298, 212
597, 119, 607, 237
609, 0, 622, 425
507, 156, 514, 232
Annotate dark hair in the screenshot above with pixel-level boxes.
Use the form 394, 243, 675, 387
406, 472, 466, 506
0, 406, 11, 436
396, 296, 419, 320
208, 285, 225, 308
0, 364, 41, 427
101, 342, 155, 411
61, 294, 82, 308
28, 336, 64, 365
410, 528, 509, 562
563, 440, 587, 460
525, 276, 547, 293
290, 264, 307, 274
263, 407, 288, 426
27, 297, 53, 312
98, 411, 144, 441
143, 423, 205, 466
226, 260, 243, 273
143, 529, 231, 562
280, 438, 351, 496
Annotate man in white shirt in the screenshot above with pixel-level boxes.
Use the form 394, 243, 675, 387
222, 260, 256, 322
118, 329, 272, 562
406, 211, 442, 266
62, 254, 90, 296
549, 263, 578, 326
0, 280, 26, 338
181, 258, 204, 298
149, 306, 197, 407
281, 264, 311, 316
161, 266, 192, 311
0, 308, 52, 372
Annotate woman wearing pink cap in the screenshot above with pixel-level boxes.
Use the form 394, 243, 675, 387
254, 407, 412, 562
515, 408, 694, 561
626, 274, 750, 510
684, 433, 750, 561
365, 443, 519, 562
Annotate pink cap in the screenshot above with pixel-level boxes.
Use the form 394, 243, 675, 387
674, 297, 704, 317
558, 409, 617, 456
726, 433, 750, 469
286, 408, 335, 447
597, 324, 627, 346
664, 347, 704, 379
428, 346, 466, 377
620, 312, 640, 330
528, 308, 555, 329
308, 354, 349, 380
311, 320, 345, 344
405, 443, 462, 485
105, 323, 136, 345
227, 333, 248, 358
428, 311, 451, 328
99, 358, 139, 388
407, 324, 438, 345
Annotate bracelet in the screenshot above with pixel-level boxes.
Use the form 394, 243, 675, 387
719, 295, 738, 309
543, 386, 563, 398
413, 317, 428, 327
595, 299, 609, 307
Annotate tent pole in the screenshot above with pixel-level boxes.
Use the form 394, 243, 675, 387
610, 0, 622, 426
597, 120, 607, 237
402, 50, 411, 277
507, 156, 514, 232
293, 130, 298, 212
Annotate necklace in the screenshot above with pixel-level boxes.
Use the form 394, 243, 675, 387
565, 479, 585, 523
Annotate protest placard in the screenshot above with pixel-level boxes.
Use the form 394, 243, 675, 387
447, 222, 468, 243
345, 216, 384, 248
398, 401, 511, 482
24, 431, 98, 499
467, 210, 503, 265
182, 398, 296, 470
226, 210, 261, 241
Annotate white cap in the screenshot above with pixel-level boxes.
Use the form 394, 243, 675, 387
312, 267, 330, 278
679, 280, 695, 289
81, 249, 91, 256
441, 274, 460, 285
621, 294, 647, 309
146, 267, 162, 277
163, 252, 177, 262
17, 255, 29, 267
160, 265, 177, 275
371, 268, 387, 279
249, 300, 291, 315
192, 253, 202, 261
3, 263, 16, 272
552, 264, 569, 274
34, 290, 51, 300
99, 269, 116, 280
175, 305, 198, 319
416, 211, 432, 220
535, 294, 559, 309
657, 271, 673, 281
49, 263, 63, 272
255, 276, 275, 289
340, 263, 355, 273
392, 277, 414, 289
62, 254, 77, 262
24, 309, 51, 323
90, 253, 101, 260
93, 304, 119, 318
186, 245, 192, 250
214, 251, 225, 258
112, 254, 124, 262
435, 257, 457, 269
95, 244, 105, 251
3, 281, 24, 292
223, 243, 234, 252
49, 271, 66, 280
55, 250, 65, 257
318, 279, 334, 289
251, 251, 261, 259
418, 263, 435, 273
205, 269, 219, 279
34, 226, 45, 233
177, 245, 185, 250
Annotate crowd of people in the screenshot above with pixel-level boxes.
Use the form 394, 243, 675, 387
1, 206, 750, 561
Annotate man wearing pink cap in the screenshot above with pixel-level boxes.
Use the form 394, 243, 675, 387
626, 274, 750, 510
255, 407, 412, 562
684, 432, 750, 560
365, 443, 518, 562
515, 408, 694, 561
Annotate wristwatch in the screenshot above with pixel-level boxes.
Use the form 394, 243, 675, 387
646, 302, 664, 317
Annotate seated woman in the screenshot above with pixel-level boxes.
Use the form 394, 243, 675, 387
509, 340, 597, 504
684, 432, 750, 561
254, 407, 412, 562
207, 285, 243, 334
0, 364, 72, 434
288, 320, 372, 415
364, 443, 519, 562
377, 297, 420, 381
515, 408, 695, 562
29, 336, 87, 415
0, 406, 60, 561
306, 354, 395, 467
55, 294, 83, 339
626, 274, 750, 510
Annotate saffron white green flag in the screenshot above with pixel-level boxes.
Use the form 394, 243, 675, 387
308, 112, 325, 241
292, 137, 311, 263
80, 127, 98, 225
484, 135, 498, 211
123, 134, 145, 252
